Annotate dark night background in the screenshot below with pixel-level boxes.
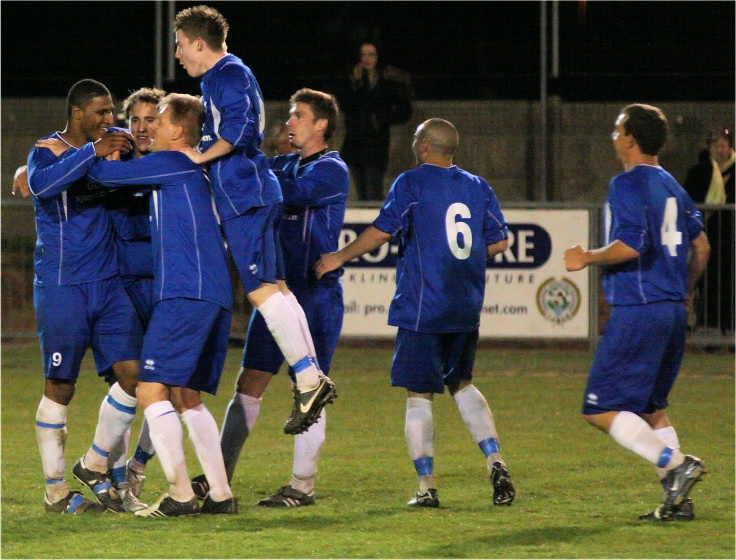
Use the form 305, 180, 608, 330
2, 1, 734, 102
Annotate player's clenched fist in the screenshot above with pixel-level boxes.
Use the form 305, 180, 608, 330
93, 131, 133, 158
564, 245, 588, 271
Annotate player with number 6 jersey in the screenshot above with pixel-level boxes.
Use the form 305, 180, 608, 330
564, 104, 710, 521
316, 119, 516, 509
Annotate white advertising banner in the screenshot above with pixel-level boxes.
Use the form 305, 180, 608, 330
338, 208, 590, 339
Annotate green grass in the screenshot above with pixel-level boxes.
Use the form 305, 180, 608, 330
2, 341, 734, 558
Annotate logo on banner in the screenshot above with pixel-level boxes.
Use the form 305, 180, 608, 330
536, 277, 581, 325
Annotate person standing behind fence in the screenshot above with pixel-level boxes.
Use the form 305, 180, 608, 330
339, 41, 412, 201
27, 79, 141, 514
316, 118, 516, 508
174, 5, 336, 436
564, 104, 710, 521
683, 128, 734, 336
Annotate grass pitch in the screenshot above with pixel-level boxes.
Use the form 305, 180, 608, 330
2, 340, 734, 559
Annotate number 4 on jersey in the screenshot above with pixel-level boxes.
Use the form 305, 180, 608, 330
660, 197, 682, 257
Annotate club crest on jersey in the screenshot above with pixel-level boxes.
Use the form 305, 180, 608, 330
536, 277, 581, 325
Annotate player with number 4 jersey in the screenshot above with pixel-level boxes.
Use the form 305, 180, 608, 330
565, 104, 710, 521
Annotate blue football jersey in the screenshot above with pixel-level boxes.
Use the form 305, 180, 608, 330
270, 151, 350, 290
106, 188, 154, 279
27, 134, 118, 286
200, 53, 282, 220
373, 164, 508, 333
603, 165, 704, 305
88, 152, 232, 311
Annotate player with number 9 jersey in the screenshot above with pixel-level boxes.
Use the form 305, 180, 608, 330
603, 165, 704, 306
373, 164, 508, 333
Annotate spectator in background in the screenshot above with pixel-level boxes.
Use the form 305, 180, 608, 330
339, 41, 412, 201
683, 128, 734, 335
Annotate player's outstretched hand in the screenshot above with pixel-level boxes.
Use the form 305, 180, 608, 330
179, 147, 204, 164
564, 245, 587, 271
36, 138, 71, 157
93, 131, 133, 158
314, 252, 344, 280
12, 165, 31, 198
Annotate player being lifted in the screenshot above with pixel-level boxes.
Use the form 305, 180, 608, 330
317, 119, 516, 508
191, 88, 350, 507
174, 5, 336, 435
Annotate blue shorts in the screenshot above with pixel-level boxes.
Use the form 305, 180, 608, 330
583, 302, 687, 415
391, 328, 479, 394
223, 204, 285, 294
121, 276, 155, 331
242, 282, 344, 379
139, 298, 231, 395
34, 277, 143, 380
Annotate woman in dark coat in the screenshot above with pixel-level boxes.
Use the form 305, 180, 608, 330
340, 42, 412, 201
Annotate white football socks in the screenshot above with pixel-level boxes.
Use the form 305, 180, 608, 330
453, 384, 503, 468
285, 292, 317, 359
258, 292, 319, 390
84, 383, 137, 472
181, 403, 233, 502
220, 392, 262, 482
653, 425, 681, 488
36, 395, 70, 501
405, 397, 435, 492
144, 400, 194, 502
608, 411, 685, 469
291, 410, 326, 495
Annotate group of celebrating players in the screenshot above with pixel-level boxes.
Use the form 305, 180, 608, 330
22, 5, 708, 521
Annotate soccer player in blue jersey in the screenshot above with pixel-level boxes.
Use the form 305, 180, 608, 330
564, 104, 711, 521
84, 93, 237, 517
316, 119, 516, 508
27, 79, 141, 514
173, 5, 336, 436
191, 88, 350, 507
105, 87, 166, 512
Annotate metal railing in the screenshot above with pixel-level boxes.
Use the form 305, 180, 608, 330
2, 202, 733, 349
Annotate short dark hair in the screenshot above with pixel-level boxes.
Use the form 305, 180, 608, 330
174, 5, 228, 51
66, 79, 110, 117
160, 93, 204, 146
289, 88, 339, 141
621, 104, 668, 156
122, 87, 166, 120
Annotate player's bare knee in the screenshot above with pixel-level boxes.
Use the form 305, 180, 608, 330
236, 368, 272, 398
112, 359, 139, 396
44, 378, 75, 405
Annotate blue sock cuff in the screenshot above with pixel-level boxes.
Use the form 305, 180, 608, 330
292, 355, 313, 374
660, 477, 669, 493
36, 421, 65, 429
107, 394, 136, 415
657, 447, 674, 469
413, 456, 433, 476
110, 466, 127, 485
91, 443, 109, 458
133, 446, 154, 464
478, 437, 499, 457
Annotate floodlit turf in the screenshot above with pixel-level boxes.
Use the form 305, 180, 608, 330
2, 341, 734, 558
